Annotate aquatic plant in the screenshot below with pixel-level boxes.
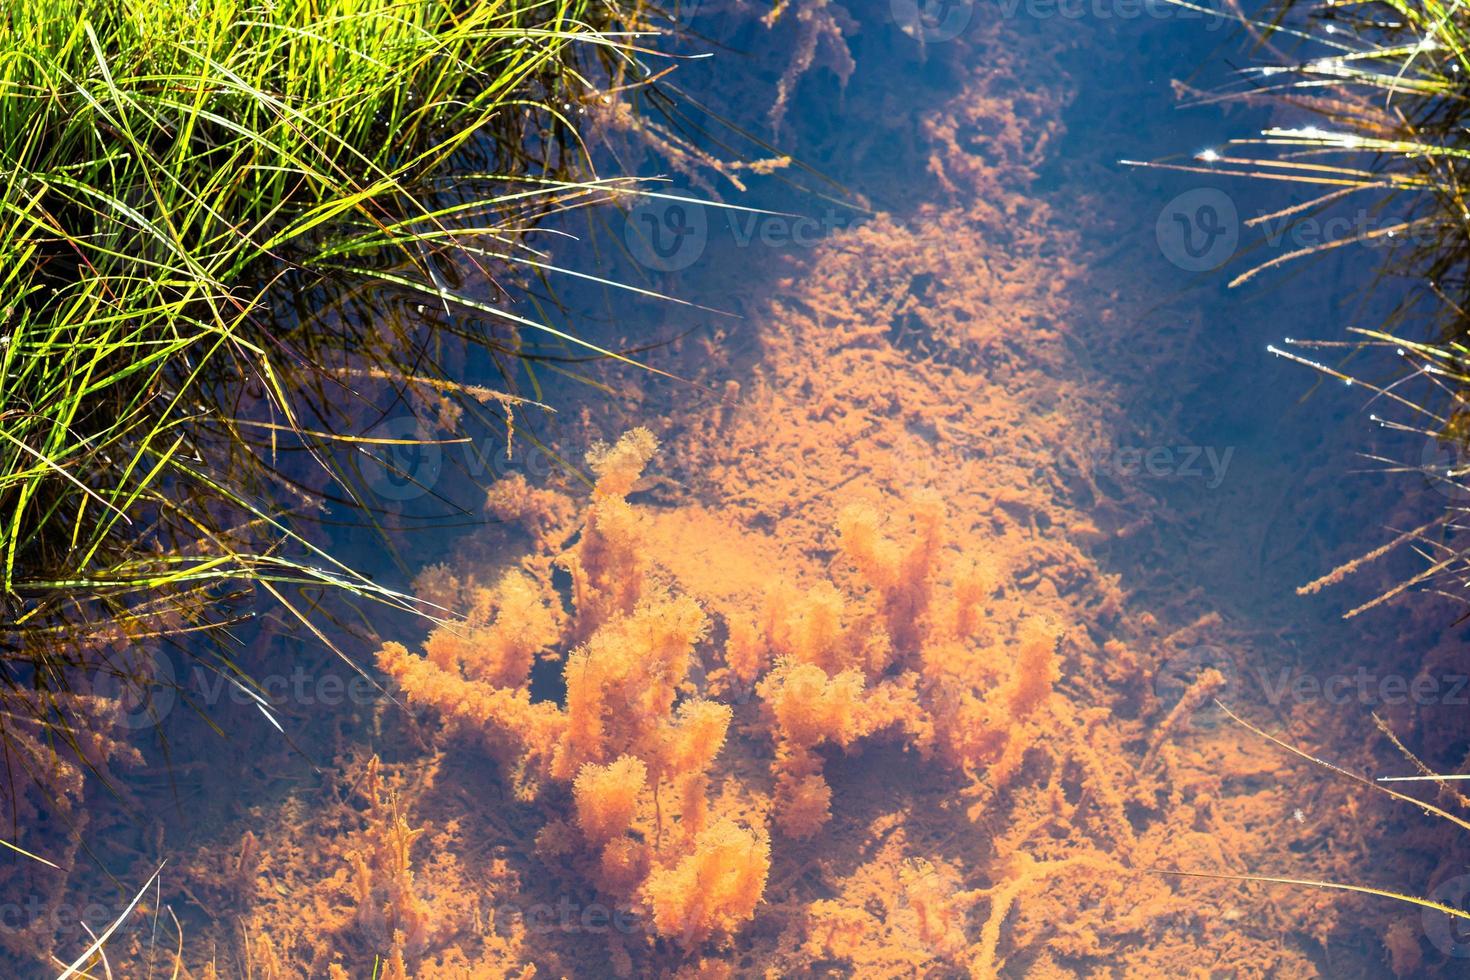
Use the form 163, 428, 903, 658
379, 431, 769, 948
351, 756, 435, 962
370, 424, 1175, 972
34, 3, 1382, 969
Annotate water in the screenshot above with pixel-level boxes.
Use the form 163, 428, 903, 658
21, 1, 1470, 977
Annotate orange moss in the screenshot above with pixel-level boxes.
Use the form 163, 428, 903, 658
804, 900, 870, 960
376, 430, 770, 955
901, 862, 974, 958
761, 662, 868, 748
378, 638, 567, 784
773, 771, 832, 840
720, 614, 767, 686
1142, 666, 1228, 771
559, 427, 659, 637
555, 591, 708, 780
665, 699, 733, 839
574, 755, 647, 845
349, 757, 434, 959
641, 819, 772, 949
423, 570, 561, 688
1004, 618, 1060, 718
837, 490, 944, 652
1384, 916, 1422, 977
0, 657, 144, 967
485, 471, 575, 547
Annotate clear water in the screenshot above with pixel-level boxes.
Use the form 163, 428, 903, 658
23, 2, 1470, 977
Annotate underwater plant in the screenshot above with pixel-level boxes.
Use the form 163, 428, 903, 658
367, 423, 1193, 974
378, 430, 773, 956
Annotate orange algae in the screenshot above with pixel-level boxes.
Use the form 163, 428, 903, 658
329, 416, 1304, 975
148, 40, 1388, 979
302, 420, 1132, 974
351, 756, 435, 958
376, 430, 773, 961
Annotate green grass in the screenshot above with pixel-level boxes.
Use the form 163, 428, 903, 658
0, 2, 637, 607
0, 0, 679, 779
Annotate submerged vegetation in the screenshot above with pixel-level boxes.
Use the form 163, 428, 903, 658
12, 0, 1469, 974
0, 2, 704, 964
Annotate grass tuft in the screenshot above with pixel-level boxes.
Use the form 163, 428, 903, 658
0, 0, 688, 816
